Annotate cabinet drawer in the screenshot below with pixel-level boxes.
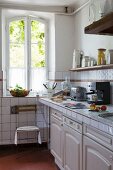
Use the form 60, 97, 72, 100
50, 108, 62, 121
63, 116, 82, 134
83, 124, 113, 151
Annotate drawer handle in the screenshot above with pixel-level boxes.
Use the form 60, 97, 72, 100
61, 123, 63, 126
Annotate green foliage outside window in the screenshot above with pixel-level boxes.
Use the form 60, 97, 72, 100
9, 19, 45, 68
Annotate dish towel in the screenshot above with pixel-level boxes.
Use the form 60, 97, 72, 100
14, 126, 42, 145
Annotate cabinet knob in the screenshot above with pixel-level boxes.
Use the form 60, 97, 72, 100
61, 123, 63, 126
70, 121, 73, 125
109, 155, 113, 161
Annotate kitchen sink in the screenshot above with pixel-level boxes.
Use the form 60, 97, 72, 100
62, 102, 87, 109
98, 112, 113, 118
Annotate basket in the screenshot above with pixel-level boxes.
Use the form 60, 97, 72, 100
10, 89, 30, 97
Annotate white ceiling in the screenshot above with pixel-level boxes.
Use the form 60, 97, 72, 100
0, 0, 88, 8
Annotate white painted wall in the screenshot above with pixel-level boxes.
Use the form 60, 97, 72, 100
74, 5, 113, 60
54, 14, 75, 71
49, 14, 56, 73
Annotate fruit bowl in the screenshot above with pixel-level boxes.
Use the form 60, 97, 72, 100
10, 89, 30, 97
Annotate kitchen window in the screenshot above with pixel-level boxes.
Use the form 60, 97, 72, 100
5, 16, 48, 95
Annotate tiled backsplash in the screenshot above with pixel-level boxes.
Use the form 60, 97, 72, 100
49, 69, 113, 104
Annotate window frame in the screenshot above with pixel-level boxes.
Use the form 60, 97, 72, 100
5, 16, 48, 95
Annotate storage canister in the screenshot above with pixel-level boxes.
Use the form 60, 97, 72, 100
97, 48, 106, 65
107, 49, 113, 64
82, 56, 90, 67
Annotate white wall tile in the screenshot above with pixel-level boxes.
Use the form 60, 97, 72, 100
2, 106, 10, 115
18, 98, 28, 105
10, 98, 19, 106
18, 122, 28, 127
1, 140, 11, 145
27, 121, 35, 126
10, 114, 17, 123
11, 122, 17, 131
37, 114, 44, 122
2, 123, 10, 131
18, 113, 27, 122
2, 98, 10, 107
2, 131, 10, 140
27, 113, 35, 122
55, 71, 63, 80
62, 71, 70, 80
49, 71, 55, 80
2, 114, 10, 123
10, 130, 15, 142
27, 98, 36, 105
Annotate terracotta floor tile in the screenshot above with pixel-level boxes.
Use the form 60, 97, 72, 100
0, 148, 58, 170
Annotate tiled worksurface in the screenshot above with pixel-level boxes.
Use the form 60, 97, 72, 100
38, 97, 113, 135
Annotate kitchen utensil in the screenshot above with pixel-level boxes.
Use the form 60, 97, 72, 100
43, 83, 48, 89
52, 82, 57, 89
70, 86, 87, 101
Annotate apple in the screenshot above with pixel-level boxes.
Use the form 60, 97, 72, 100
100, 105, 107, 111
95, 106, 100, 112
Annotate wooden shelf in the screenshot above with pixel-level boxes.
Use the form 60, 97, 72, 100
70, 64, 113, 72
85, 12, 113, 35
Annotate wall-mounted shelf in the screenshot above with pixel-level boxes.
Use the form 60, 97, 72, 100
70, 64, 113, 72
85, 12, 113, 35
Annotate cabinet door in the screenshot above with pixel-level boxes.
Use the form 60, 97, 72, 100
50, 116, 63, 166
83, 136, 113, 170
64, 125, 82, 170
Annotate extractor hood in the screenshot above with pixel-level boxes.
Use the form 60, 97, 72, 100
84, 12, 113, 36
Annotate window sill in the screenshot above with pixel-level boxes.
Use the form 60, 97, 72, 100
2, 94, 37, 98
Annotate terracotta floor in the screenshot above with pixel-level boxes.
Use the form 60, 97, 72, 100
0, 147, 58, 170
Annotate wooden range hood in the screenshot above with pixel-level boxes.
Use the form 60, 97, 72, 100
85, 12, 113, 35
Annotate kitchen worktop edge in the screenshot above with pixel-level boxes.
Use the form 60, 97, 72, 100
38, 97, 113, 135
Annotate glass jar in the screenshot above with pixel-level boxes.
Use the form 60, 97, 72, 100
82, 56, 90, 67
97, 48, 106, 65
106, 49, 113, 64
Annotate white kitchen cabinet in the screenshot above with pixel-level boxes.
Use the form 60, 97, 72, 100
63, 123, 82, 170
50, 109, 64, 169
83, 136, 113, 170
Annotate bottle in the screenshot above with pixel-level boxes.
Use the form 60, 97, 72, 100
72, 49, 76, 69
98, 48, 106, 65
107, 49, 113, 64
61, 77, 71, 96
